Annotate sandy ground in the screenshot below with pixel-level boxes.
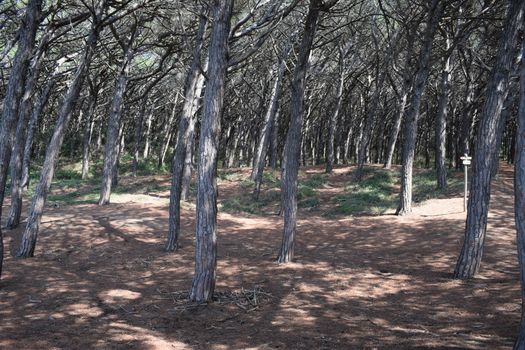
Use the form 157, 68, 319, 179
0, 164, 520, 349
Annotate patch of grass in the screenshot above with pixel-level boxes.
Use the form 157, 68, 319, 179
334, 167, 463, 215
302, 173, 327, 189
334, 169, 397, 215
221, 198, 261, 214
412, 170, 462, 203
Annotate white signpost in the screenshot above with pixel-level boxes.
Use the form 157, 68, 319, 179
460, 154, 471, 212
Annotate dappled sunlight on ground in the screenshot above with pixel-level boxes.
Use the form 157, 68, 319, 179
0, 164, 520, 349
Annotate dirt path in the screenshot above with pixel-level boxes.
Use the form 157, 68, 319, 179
0, 164, 520, 349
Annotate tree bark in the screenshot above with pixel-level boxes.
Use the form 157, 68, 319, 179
99, 26, 137, 205
513, 29, 525, 350
435, 36, 452, 190
132, 94, 149, 177
158, 95, 179, 169
396, 0, 444, 215
454, 0, 524, 279
190, 0, 232, 302
277, 0, 327, 263
81, 81, 99, 179
166, 9, 207, 252
21, 70, 56, 192
384, 26, 417, 170
0, 0, 42, 277
252, 50, 287, 199
180, 132, 195, 202
326, 44, 345, 174
6, 29, 49, 229
16, 1, 106, 258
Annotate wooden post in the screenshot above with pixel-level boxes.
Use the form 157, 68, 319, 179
460, 154, 471, 212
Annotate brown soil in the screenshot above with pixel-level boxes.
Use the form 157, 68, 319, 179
0, 164, 520, 349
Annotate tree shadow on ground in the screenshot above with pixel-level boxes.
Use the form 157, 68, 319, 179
0, 164, 519, 349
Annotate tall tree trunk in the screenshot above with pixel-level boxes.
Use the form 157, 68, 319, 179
189, 0, 232, 302
396, 0, 444, 215
6, 29, 49, 229
277, 0, 328, 263
158, 95, 179, 169
143, 110, 153, 159
384, 26, 417, 170
99, 28, 137, 205
326, 44, 345, 174
252, 51, 287, 199
81, 83, 99, 179
269, 106, 280, 170
132, 94, 149, 176
16, 1, 106, 258
0, 0, 42, 277
166, 9, 207, 252
181, 128, 196, 201
454, 0, 524, 279
21, 70, 56, 192
435, 37, 453, 190
513, 30, 525, 350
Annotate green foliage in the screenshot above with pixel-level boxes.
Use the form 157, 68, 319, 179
334, 169, 397, 215
334, 167, 463, 215
412, 170, 462, 203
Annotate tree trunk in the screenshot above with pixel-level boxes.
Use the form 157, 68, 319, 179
143, 110, 153, 159
435, 37, 452, 190
0, 0, 42, 277
99, 29, 136, 205
21, 70, 56, 192
6, 30, 49, 229
326, 44, 345, 174
166, 9, 207, 252
81, 84, 99, 179
158, 95, 179, 169
252, 51, 287, 199
454, 0, 524, 279
16, 1, 105, 258
277, 0, 324, 263
269, 106, 280, 170
190, 0, 232, 302
181, 128, 196, 201
396, 0, 444, 215
384, 26, 417, 170
513, 30, 525, 350
132, 94, 149, 176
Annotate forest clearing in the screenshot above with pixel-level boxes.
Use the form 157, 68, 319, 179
0, 162, 520, 349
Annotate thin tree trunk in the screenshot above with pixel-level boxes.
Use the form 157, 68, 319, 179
513, 30, 525, 350
0, 0, 42, 277
158, 94, 179, 169
132, 94, 149, 176
396, 0, 444, 215
6, 30, 49, 229
269, 106, 280, 170
16, 1, 105, 258
436, 36, 453, 190
99, 28, 137, 205
326, 44, 345, 174
189, 0, 232, 302
166, 9, 207, 252
81, 84, 99, 179
252, 51, 287, 199
277, 0, 324, 263
21, 70, 56, 191
384, 27, 417, 170
454, 0, 524, 279
143, 110, 153, 159
180, 130, 195, 202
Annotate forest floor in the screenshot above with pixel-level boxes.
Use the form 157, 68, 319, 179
0, 163, 519, 349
